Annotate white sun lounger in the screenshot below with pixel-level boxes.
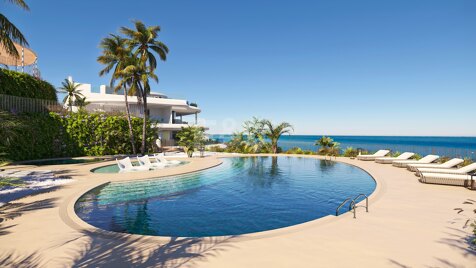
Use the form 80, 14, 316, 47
357, 150, 390, 161
392, 155, 439, 168
116, 157, 149, 172
415, 163, 476, 177
419, 172, 475, 189
153, 153, 181, 165
407, 158, 464, 172
137, 155, 166, 169
375, 152, 415, 164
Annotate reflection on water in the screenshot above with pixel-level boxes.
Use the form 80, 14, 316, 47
75, 157, 376, 237
239, 156, 286, 188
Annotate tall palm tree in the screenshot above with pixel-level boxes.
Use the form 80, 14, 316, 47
263, 120, 293, 154
98, 34, 137, 154
0, 0, 29, 58
121, 20, 169, 155
58, 79, 83, 112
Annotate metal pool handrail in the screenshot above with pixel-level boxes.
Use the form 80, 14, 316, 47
349, 194, 369, 219
335, 198, 352, 216
336, 194, 369, 218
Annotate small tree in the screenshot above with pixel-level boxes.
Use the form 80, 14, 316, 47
263, 120, 293, 154
176, 126, 206, 158
315, 136, 340, 156
58, 79, 83, 112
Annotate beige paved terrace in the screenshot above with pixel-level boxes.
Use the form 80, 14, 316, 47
0, 154, 475, 267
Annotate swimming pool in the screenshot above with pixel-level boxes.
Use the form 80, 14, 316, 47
75, 156, 376, 237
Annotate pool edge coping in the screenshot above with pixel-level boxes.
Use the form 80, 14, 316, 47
62, 154, 385, 244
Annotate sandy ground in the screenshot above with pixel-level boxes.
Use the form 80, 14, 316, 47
0, 154, 475, 268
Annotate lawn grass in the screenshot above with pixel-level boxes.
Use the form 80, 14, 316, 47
0, 177, 26, 187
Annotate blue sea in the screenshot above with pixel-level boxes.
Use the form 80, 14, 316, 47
209, 135, 476, 160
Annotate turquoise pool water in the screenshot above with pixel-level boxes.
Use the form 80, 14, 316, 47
91, 161, 187, 173
75, 156, 376, 237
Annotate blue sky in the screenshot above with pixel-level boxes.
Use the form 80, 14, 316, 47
5, 0, 476, 136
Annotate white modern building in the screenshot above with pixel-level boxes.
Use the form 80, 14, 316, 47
72, 78, 205, 147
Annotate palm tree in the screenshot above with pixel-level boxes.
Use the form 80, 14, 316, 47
121, 20, 169, 155
315, 136, 334, 148
263, 120, 293, 154
315, 136, 340, 156
58, 79, 83, 112
74, 96, 90, 110
0, 0, 30, 58
98, 34, 137, 154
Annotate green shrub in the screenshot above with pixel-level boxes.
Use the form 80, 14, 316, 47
343, 147, 359, 157
0, 112, 156, 161
390, 151, 401, 157
411, 154, 422, 160
438, 156, 451, 163
0, 69, 57, 101
315, 136, 340, 156
461, 157, 474, 167
207, 145, 226, 152
176, 126, 206, 157
285, 147, 304, 154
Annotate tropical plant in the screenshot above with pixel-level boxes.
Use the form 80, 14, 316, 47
315, 136, 334, 148
315, 136, 340, 156
207, 145, 225, 153
58, 79, 83, 112
176, 126, 206, 158
343, 147, 359, 158
0, 0, 29, 58
120, 20, 169, 155
0, 69, 57, 100
225, 132, 251, 153
438, 156, 451, 164
98, 34, 137, 154
461, 157, 474, 167
0, 111, 21, 163
1, 112, 156, 161
263, 120, 293, 154
74, 96, 90, 110
411, 153, 422, 160
390, 151, 402, 157
243, 117, 266, 141
242, 117, 271, 153
285, 147, 304, 154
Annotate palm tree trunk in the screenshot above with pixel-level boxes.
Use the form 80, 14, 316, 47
123, 85, 136, 154
137, 83, 148, 155
141, 95, 148, 155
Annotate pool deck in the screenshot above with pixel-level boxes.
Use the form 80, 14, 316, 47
0, 154, 475, 267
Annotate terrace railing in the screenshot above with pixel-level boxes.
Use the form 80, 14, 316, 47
0, 94, 63, 114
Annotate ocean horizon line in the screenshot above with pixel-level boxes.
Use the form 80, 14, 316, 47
209, 134, 476, 138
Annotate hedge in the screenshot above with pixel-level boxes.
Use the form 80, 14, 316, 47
0, 112, 156, 161
0, 69, 57, 101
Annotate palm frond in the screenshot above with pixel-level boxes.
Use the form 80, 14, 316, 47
0, 14, 29, 57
